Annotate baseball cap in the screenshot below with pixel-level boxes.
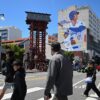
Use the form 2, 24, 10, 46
69, 10, 79, 20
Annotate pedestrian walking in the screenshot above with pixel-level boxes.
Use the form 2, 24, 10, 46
0, 50, 15, 99
11, 60, 27, 100
23, 52, 30, 70
44, 42, 73, 100
84, 60, 100, 98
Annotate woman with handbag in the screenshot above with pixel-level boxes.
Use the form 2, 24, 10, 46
84, 60, 100, 97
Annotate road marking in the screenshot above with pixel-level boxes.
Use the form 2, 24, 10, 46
85, 82, 100, 100
75, 85, 86, 89
0, 78, 86, 100
85, 94, 99, 100
73, 79, 85, 87
82, 84, 86, 88
2, 87, 44, 100
38, 79, 86, 100
75, 86, 77, 88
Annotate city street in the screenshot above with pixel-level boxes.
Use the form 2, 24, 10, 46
0, 0, 100, 100
0, 71, 100, 100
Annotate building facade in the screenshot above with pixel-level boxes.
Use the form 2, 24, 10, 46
58, 5, 100, 58
0, 26, 22, 41
1, 38, 29, 49
1, 36, 53, 60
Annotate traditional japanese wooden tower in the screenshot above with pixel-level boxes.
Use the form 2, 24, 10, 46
26, 12, 51, 70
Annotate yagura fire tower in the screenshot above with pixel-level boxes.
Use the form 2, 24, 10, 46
26, 12, 51, 70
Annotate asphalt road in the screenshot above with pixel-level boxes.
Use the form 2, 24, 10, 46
0, 71, 100, 100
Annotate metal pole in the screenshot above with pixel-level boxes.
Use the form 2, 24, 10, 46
0, 13, 5, 71
0, 34, 1, 71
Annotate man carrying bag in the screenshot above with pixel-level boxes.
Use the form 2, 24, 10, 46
84, 60, 100, 98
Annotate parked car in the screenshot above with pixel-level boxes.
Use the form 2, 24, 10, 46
96, 65, 100, 71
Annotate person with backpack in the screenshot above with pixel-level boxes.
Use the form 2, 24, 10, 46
0, 50, 15, 99
84, 60, 100, 98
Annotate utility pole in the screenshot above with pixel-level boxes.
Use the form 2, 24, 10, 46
0, 13, 5, 71
0, 34, 1, 71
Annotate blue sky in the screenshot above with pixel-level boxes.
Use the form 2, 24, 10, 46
0, 0, 100, 38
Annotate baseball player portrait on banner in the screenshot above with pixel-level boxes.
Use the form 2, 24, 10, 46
58, 10, 87, 51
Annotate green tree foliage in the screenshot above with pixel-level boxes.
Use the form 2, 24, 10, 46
64, 51, 74, 62
2, 44, 25, 60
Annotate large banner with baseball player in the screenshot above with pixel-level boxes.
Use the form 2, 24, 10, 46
58, 10, 87, 51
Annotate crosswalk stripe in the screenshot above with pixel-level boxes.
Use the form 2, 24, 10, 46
1, 81, 99, 100
75, 86, 77, 88
85, 94, 98, 100
74, 85, 86, 89
37, 79, 86, 100
82, 85, 86, 88
2, 87, 44, 100
0, 78, 86, 100
2, 93, 12, 100
73, 79, 85, 87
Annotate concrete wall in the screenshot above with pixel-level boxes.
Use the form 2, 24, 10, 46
8, 27, 22, 40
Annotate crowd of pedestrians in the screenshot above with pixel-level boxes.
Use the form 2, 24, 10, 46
0, 42, 100, 100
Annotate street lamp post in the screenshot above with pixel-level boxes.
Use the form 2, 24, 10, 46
0, 13, 5, 71
0, 29, 2, 71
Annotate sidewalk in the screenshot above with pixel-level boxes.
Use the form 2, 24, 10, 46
0, 69, 41, 75
26, 69, 40, 73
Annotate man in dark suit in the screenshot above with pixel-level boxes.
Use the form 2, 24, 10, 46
44, 42, 73, 100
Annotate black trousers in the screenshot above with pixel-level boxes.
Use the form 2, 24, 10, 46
84, 82, 100, 97
53, 94, 68, 100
